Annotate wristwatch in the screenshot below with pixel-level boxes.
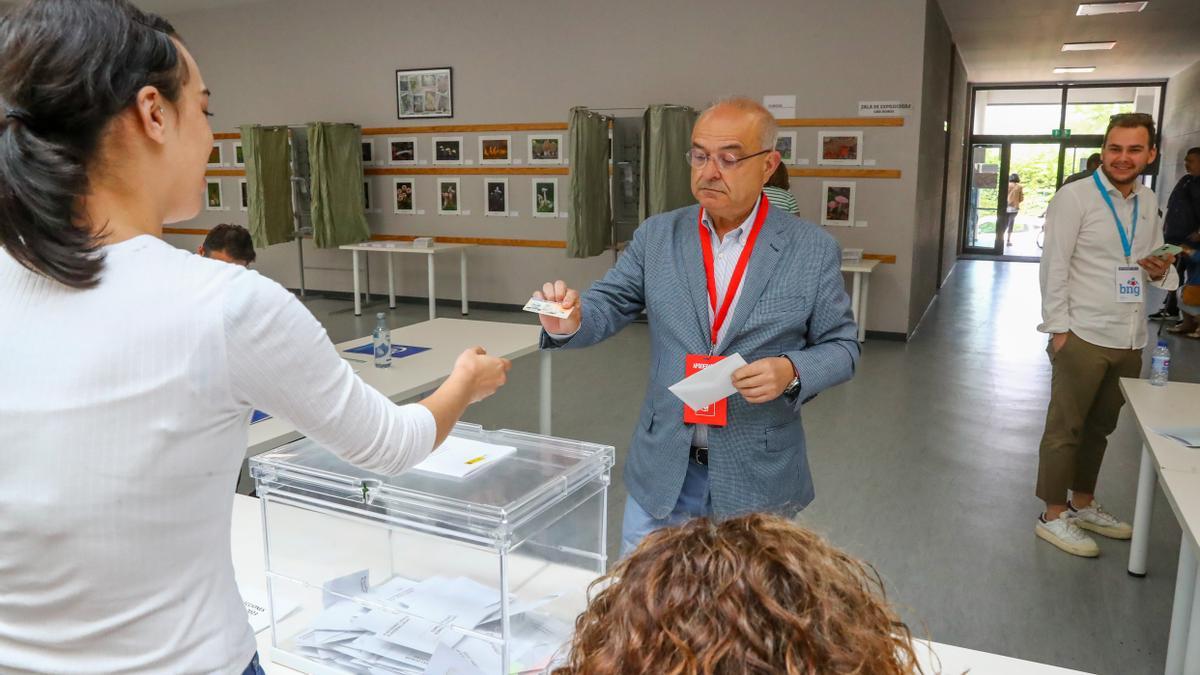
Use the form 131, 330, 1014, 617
783, 376, 802, 400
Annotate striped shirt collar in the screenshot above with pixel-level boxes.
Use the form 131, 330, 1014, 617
700, 195, 764, 243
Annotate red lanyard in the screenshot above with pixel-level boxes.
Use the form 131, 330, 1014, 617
698, 193, 769, 347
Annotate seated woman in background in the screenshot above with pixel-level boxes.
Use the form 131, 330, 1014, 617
762, 162, 801, 215
552, 513, 924, 675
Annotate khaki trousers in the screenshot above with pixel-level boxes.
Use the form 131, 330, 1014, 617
1036, 332, 1142, 504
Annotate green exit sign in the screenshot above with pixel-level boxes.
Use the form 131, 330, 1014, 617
1051, 129, 1073, 138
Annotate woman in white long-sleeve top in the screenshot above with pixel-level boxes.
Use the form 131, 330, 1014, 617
0, 1, 511, 673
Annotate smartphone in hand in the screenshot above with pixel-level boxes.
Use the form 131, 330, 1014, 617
1150, 243, 1183, 258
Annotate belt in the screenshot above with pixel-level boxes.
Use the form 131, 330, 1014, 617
690, 445, 708, 466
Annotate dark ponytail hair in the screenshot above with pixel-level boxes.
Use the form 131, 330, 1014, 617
0, 0, 187, 289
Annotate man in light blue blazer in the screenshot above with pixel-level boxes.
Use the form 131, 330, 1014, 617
535, 98, 859, 555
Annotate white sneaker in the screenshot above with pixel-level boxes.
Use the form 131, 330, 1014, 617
1070, 501, 1133, 540
1036, 512, 1100, 557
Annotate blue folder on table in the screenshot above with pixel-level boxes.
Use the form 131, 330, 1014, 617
344, 344, 431, 359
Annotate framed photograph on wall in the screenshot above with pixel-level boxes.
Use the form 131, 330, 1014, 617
532, 177, 557, 218
528, 134, 563, 165
437, 178, 461, 215
208, 143, 224, 168
775, 131, 797, 165
485, 178, 508, 216
432, 136, 463, 165
206, 179, 225, 211
817, 131, 863, 166
396, 67, 453, 119
239, 179, 248, 211
233, 142, 245, 167
393, 178, 415, 214
388, 137, 418, 165
478, 135, 512, 165
361, 139, 375, 165
821, 181, 856, 227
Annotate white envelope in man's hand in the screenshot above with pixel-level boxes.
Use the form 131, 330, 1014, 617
668, 353, 748, 410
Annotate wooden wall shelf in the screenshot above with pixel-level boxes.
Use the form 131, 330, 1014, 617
366, 167, 568, 176
163, 226, 897, 264
210, 116, 904, 141
789, 168, 901, 179
779, 117, 904, 128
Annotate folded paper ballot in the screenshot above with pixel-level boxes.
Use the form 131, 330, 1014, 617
411, 436, 517, 479
290, 572, 571, 674
1154, 427, 1200, 448
667, 353, 748, 411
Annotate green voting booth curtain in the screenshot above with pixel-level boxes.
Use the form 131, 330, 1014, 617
567, 107, 613, 259
307, 123, 370, 249
240, 125, 294, 248
640, 104, 698, 220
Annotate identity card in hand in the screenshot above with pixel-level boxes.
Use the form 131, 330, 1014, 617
523, 297, 572, 319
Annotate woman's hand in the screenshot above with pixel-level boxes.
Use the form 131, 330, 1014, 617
449, 347, 512, 403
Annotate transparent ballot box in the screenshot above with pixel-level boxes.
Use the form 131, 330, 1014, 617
249, 423, 614, 674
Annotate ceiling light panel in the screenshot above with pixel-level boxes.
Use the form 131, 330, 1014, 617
1062, 41, 1117, 51
1076, 2, 1148, 16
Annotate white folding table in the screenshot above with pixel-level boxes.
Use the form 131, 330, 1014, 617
340, 242, 477, 320
226, 494, 1091, 674
841, 258, 879, 343
1121, 378, 1200, 674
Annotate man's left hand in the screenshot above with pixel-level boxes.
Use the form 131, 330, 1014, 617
732, 357, 795, 404
1138, 253, 1175, 280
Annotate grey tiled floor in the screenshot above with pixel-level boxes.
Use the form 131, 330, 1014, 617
298, 260, 1198, 675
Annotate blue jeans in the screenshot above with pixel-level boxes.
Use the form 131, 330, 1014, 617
619, 460, 712, 558
242, 652, 265, 675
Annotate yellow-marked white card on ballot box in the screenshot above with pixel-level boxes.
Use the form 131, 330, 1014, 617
412, 436, 517, 479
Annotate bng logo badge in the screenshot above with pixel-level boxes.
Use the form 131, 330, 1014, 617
1121, 277, 1140, 295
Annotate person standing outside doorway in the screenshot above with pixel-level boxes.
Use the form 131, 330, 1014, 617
1002, 173, 1024, 249
1034, 113, 1178, 557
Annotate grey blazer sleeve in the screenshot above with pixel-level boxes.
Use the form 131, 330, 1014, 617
783, 237, 859, 406
540, 220, 649, 350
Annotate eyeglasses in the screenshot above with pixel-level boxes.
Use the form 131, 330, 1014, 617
684, 147, 772, 171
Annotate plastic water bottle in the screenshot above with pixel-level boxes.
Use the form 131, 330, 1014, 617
372, 313, 391, 369
1150, 339, 1170, 386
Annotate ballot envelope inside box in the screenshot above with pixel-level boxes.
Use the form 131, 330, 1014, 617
249, 423, 615, 674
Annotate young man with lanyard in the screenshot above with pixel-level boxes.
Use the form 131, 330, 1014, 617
1035, 113, 1178, 557
532, 98, 858, 556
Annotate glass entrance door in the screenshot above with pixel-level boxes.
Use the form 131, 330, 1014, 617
1003, 143, 1059, 257
964, 144, 1002, 252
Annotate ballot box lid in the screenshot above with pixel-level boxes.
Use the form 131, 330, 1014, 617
250, 422, 614, 546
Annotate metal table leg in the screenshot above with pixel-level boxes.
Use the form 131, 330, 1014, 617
427, 254, 437, 321
352, 250, 362, 316
387, 254, 395, 309
858, 272, 870, 343
540, 351, 552, 436
850, 272, 862, 327
1181, 552, 1200, 675
1167, 541, 1197, 674
460, 249, 469, 316
1130, 444, 1157, 577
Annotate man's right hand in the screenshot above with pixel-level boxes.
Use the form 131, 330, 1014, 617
1051, 332, 1069, 354
533, 280, 581, 335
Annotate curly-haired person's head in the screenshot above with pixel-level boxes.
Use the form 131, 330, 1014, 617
552, 513, 924, 675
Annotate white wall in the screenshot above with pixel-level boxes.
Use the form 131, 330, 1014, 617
1160, 58, 1200, 207
165, 0, 934, 334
